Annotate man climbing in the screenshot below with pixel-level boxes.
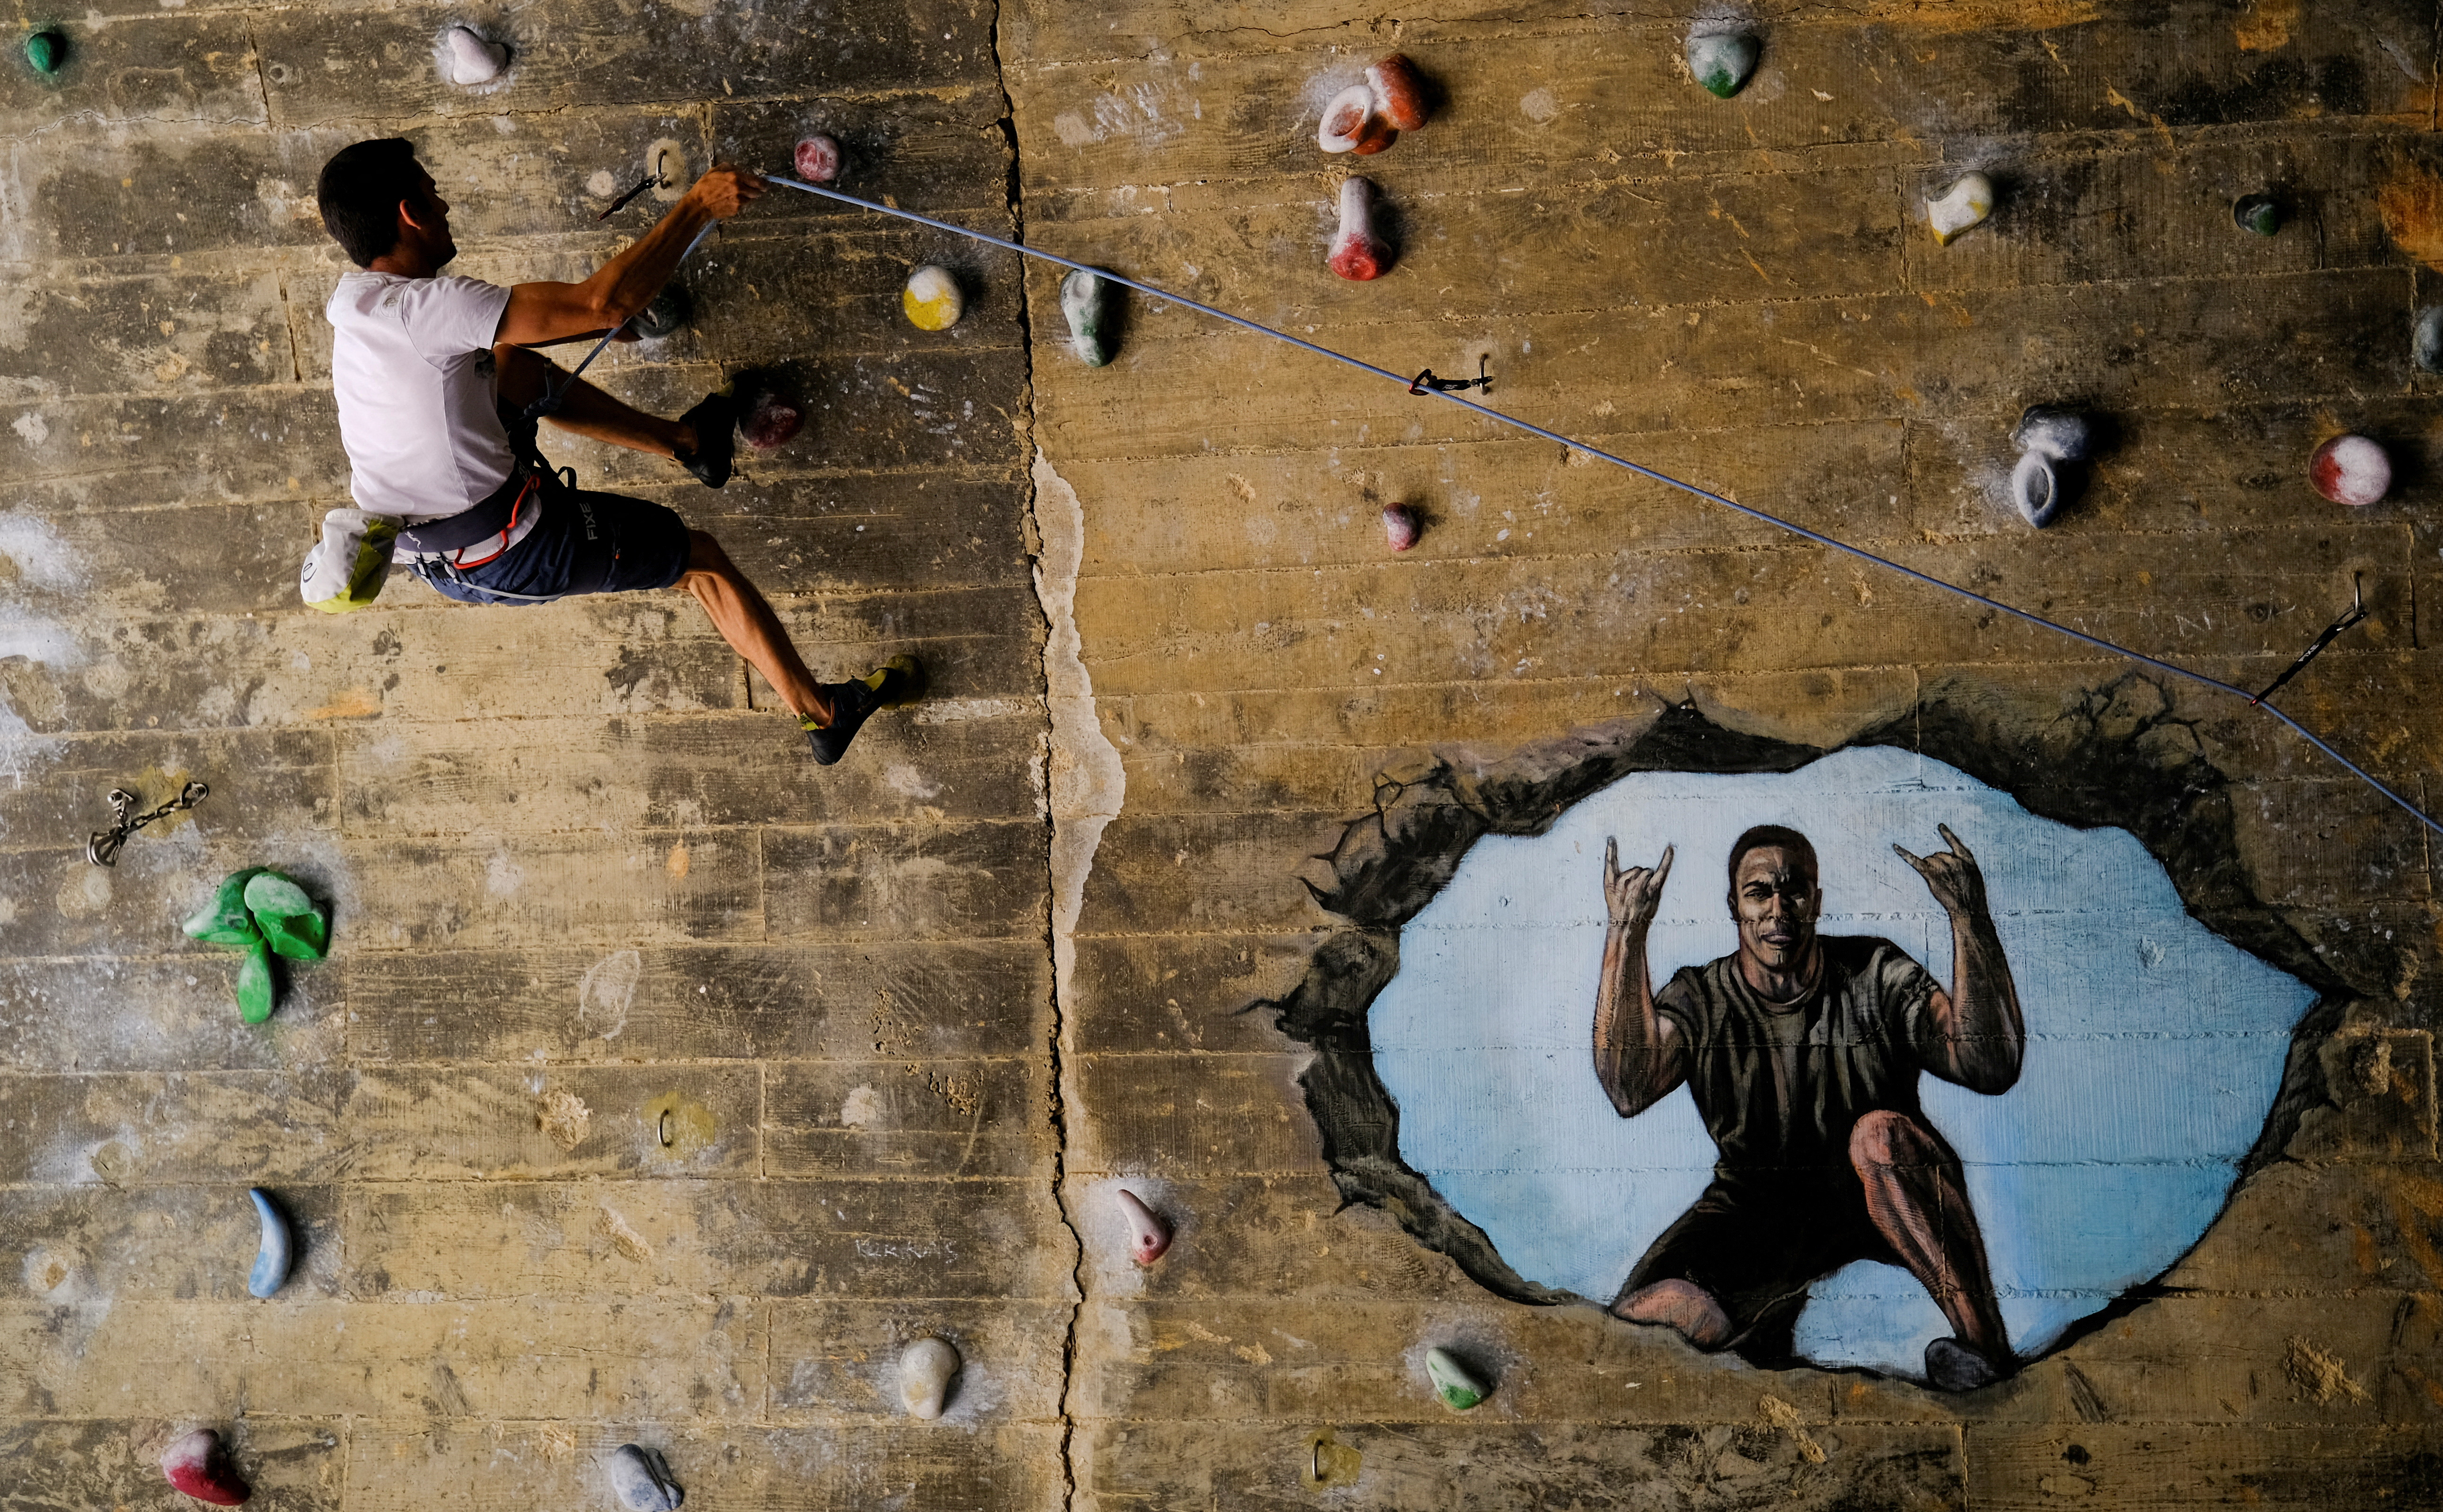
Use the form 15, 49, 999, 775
1591, 823, 2024, 1391
312, 137, 919, 764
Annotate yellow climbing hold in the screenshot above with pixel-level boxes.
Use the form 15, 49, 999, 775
902, 265, 964, 331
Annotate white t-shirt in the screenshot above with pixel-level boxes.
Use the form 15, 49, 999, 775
326, 272, 535, 552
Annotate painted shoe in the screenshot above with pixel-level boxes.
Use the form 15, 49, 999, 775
1923, 1336, 2008, 1392
673, 387, 738, 488
804, 656, 926, 766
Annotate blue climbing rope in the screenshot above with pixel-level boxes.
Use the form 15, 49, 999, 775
754, 172, 2443, 841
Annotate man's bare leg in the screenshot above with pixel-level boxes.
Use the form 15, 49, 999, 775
1850, 1110, 2010, 1362
676, 531, 831, 723
1613, 1278, 1734, 1351
493, 343, 695, 457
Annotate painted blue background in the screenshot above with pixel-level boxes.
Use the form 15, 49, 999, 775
1368, 745, 2316, 1378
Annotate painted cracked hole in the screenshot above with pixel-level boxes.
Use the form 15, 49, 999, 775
1262, 686, 2351, 1387
1369, 743, 2314, 1377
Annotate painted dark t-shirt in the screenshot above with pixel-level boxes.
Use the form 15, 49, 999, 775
1653, 936, 1940, 1180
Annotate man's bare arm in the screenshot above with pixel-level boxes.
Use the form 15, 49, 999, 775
1895, 824, 2025, 1094
495, 166, 764, 347
1592, 838, 1686, 1117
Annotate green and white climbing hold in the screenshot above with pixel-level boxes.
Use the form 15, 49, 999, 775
25, 30, 64, 75
243, 870, 314, 919
1061, 267, 1114, 367
1425, 1346, 1488, 1411
183, 868, 267, 946
1685, 30, 1758, 99
2232, 193, 2282, 236
236, 937, 276, 1025
259, 908, 328, 962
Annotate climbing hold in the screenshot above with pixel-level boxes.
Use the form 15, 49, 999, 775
1061, 268, 1115, 367
1316, 84, 1377, 153
258, 909, 327, 962
247, 1188, 292, 1300
1115, 1187, 1171, 1264
236, 937, 275, 1025
1367, 54, 1429, 132
2232, 193, 2282, 236
2011, 405, 2094, 463
604, 1443, 683, 1512
183, 869, 267, 946
2309, 434, 2391, 507
794, 134, 842, 184
1383, 502, 1421, 552
632, 286, 691, 341
738, 380, 803, 450
1925, 172, 1994, 245
441, 25, 508, 86
2009, 450, 2062, 528
903, 265, 964, 331
242, 871, 313, 920
160, 1429, 250, 1507
1685, 29, 1759, 99
900, 1336, 961, 1419
1328, 177, 1393, 281
1424, 1346, 1488, 1411
2413, 305, 2443, 373
25, 29, 64, 75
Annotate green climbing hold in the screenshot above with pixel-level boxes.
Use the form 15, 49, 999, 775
235, 937, 276, 1025
25, 30, 64, 76
183, 868, 267, 945
258, 907, 328, 962
1425, 1346, 1488, 1411
243, 870, 314, 919
2233, 193, 2282, 236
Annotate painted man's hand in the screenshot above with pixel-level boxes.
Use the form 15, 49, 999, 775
1894, 823, 1986, 919
687, 164, 767, 220
1603, 837, 1674, 938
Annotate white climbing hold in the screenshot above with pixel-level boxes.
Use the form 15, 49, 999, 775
1115, 1187, 1171, 1264
1425, 1346, 1488, 1411
1061, 267, 1114, 367
1316, 84, 1379, 154
1925, 172, 1994, 245
2010, 451, 2061, 528
440, 26, 508, 87
2012, 405, 2094, 463
900, 1336, 961, 1419
1329, 176, 1392, 281
604, 1443, 683, 1512
2310, 435, 2391, 507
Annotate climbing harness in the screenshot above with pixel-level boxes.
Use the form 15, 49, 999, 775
755, 171, 2443, 842
88, 781, 208, 867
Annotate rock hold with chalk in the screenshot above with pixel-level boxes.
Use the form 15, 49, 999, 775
900, 1336, 961, 1418
1116, 1187, 1171, 1263
439, 25, 509, 86
1329, 177, 1393, 281
161, 1429, 251, 1506
605, 1444, 683, 1511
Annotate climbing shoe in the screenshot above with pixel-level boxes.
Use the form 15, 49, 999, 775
803, 655, 926, 766
673, 386, 738, 488
1923, 1336, 2009, 1393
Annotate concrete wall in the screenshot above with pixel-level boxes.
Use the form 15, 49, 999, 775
2, 0, 2441, 1505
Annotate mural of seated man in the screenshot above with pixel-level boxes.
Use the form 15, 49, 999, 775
1591, 822, 2025, 1391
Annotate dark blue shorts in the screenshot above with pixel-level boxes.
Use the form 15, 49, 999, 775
423, 484, 693, 606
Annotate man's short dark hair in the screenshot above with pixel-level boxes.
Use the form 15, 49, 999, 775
317, 138, 423, 267
1727, 825, 1817, 891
